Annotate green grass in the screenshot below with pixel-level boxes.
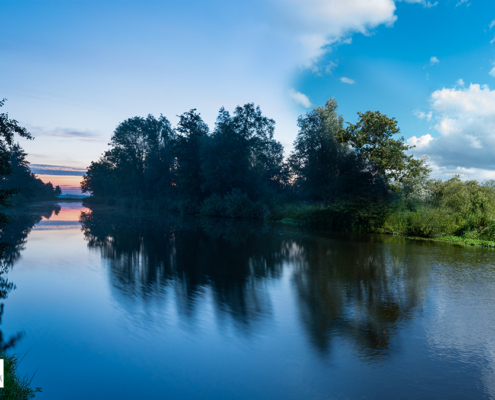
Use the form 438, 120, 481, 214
435, 236, 495, 248
0, 354, 41, 399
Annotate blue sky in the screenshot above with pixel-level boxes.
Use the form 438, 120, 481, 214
1, 0, 495, 193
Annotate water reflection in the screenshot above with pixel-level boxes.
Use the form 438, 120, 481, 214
289, 234, 428, 357
0, 203, 61, 351
80, 210, 285, 334
80, 208, 429, 358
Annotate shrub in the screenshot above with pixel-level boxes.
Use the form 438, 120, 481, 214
201, 189, 267, 219
404, 208, 459, 238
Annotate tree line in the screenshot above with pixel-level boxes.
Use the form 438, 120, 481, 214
81, 98, 429, 227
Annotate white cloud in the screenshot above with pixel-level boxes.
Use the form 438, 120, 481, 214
411, 83, 495, 176
276, 0, 398, 66
407, 133, 433, 147
490, 20, 495, 30
288, 88, 312, 107
414, 110, 432, 121
455, 0, 468, 6
456, 79, 465, 86
273, 0, 438, 68
430, 56, 439, 65
340, 77, 355, 84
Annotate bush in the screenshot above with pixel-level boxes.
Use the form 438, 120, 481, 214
201, 189, 267, 219
403, 208, 459, 238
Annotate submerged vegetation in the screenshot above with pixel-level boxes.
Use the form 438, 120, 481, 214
80, 97, 495, 243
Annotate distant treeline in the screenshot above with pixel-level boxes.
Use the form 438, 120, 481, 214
1, 143, 62, 204
81, 98, 495, 241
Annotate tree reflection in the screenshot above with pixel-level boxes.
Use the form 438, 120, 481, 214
80, 209, 285, 334
0, 203, 61, 351
80, 208, 427, 358
290, 233, 427, 358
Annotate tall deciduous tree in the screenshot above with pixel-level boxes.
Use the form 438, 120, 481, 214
289, 98, 381, 202
174, 109, 209, 204
337, 110, 428, 190
201, 103, 284, 199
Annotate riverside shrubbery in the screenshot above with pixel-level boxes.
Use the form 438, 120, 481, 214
384, 176, 495, 240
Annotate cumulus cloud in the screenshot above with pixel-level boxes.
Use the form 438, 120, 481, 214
411, 84, 495, 176
456, 78, 465, 86
340, 77, 355, 84
407, 133, 433, 148
288, 88, 312, 107
430, 56, 440, 65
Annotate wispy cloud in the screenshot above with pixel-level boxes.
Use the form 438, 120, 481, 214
340, 77, 355, 85
414, 110, 432, 121
490, 20, 495, 30
403, 0, 438, 8
430, 56, 440, 65
325, 61, 338, 74
490, 62, 495, 77
456, 78, 465, 86
27, 125, 103, 142
31, 164, 86, 176
288, 88, 312, 108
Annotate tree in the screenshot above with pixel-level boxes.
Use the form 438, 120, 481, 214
337, 110, 428, 190
0, 99, 33, 223
84, 114, 175, 199
174, 109, 209, 204
55, 185, 62, 196
201, 103, 284, 199
289, 99, 382, 202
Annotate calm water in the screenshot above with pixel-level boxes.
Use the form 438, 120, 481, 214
1, 202, 495, 399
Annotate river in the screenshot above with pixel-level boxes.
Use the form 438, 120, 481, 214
1, 202, 495, 399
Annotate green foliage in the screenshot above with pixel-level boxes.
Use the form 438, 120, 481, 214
384, 176, 495, 239
0, 354, 41, 399
288, 99, 388, 203
337, 110, 429, 190
404, 208, 459, 238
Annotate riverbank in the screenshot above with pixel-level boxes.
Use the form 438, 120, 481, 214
0, 354, 41, 399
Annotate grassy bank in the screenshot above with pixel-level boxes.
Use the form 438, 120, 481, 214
0, 354, 41, 399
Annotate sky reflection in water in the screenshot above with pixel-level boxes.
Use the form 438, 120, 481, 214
1, 202, 495, 399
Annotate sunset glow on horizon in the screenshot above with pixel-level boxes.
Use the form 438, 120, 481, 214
36, 174, 84, 195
